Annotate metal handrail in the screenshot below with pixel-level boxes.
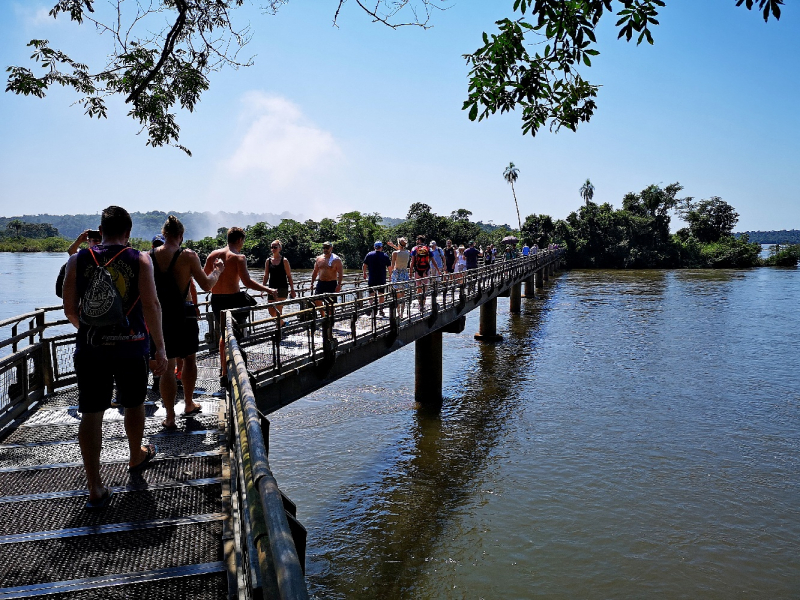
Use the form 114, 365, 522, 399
225, 311, 309, 600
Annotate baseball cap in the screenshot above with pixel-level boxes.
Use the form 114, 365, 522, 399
374, 241, 383, 247
152, 234, 165, 247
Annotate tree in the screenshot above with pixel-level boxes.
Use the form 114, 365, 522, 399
503, 162, 523, 231
8, 220, 23, 238
579, 179, 595, 207
7, 1, 783, 152
679, 196, 740, 244
462, 1, 783, 137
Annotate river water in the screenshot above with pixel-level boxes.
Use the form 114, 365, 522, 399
2, 253, 799, 598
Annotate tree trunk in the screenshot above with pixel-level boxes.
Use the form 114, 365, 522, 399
511, 182, 522, 231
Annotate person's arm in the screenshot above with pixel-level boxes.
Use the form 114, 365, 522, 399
335, 259, 344, 292
139, 252, 168, 376
67, 231, 90, 256
62, 254, 80, 328
189, 250, 224, 292
389, 252, 396, 275
203, 251, 215, 275
284, 259, 296, 298
262, 259, 269, 286
362, 258, 369, 281
237, 255, 273, 294
310, 260, 319, 290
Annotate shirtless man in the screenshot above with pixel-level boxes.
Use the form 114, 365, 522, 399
203, 227, 275, 386
310, 241, 344, 315
152, 215, 225, 429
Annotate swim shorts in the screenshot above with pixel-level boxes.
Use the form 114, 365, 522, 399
315, 280, 337, 294
75, 353, 148, 413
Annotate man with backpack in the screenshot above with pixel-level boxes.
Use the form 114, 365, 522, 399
63, 206, 168, 509
410, 235, 432, 311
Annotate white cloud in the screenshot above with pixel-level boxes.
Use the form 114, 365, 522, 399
14, 4, 56, 27
224, 92, 343, 190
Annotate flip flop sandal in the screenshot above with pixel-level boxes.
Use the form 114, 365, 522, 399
85, 489, 114, 510
161, 420, 178, 431
128, 444, 157, 472
180, 406, 202, 417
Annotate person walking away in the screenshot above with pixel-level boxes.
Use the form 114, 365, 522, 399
389, 237, 411, 315
310, 241, 344, 316
153, 215, 225, 429
62, 205, 168, 509
429, 240, 444, 279
522, 243, 530, 257
362, 241, 392, 316
262, 239, 296, 320
454, 245, 467, 283
410, 236, 431, 311
204, 227, 275, 389
484, 244, 495, 265
464, 241, 481, 270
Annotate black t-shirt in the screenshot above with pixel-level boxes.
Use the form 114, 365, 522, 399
444, 246, 456, 268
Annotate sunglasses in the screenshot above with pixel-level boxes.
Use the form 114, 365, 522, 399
323, 245, 332, 249
271, 245, 279, 249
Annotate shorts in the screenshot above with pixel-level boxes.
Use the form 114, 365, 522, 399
391, 269, 409, 284
211, 292, 251, 327
455, 264, 466, 273
161, 304, 199, 359
315, 280, 337, 294
446, 264, 455, 273
75, 353, 148, 413
269, 288, 290, 301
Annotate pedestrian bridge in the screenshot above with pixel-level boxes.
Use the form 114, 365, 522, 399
0, 249, 563, 600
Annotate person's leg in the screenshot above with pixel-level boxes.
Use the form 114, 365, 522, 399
124, 404, 151, 468
78, 411, 106, 501
160, 358, 178, 428
181, 354, 201, 414
117, 357, 154, 469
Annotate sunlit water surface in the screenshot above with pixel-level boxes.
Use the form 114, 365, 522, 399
2, 253, 798, 598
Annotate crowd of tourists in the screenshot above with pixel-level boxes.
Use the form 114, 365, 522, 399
62, 206, 553, 509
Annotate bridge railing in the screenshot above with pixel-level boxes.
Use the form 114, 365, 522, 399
225, 311, 310, 600
227, 249, 563, 388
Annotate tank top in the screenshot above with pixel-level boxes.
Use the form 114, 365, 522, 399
268, 257, 289, 289
75, 244, 148, 358
151, 248, 189, 318
393, 249, 410, 271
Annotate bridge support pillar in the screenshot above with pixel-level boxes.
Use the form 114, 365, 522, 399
415, 330, 442, 406
509, 283, 522, 313
523, 276, 535, 298
474, 298, 503, 342
535, 270, 544, 289
542, 267, 549, 283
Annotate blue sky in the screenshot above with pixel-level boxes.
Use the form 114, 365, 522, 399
1, 1, 798, 231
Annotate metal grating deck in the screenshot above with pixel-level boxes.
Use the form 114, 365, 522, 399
0, 361, 231, 599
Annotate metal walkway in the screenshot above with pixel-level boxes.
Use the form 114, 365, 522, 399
0, 355, 232, 599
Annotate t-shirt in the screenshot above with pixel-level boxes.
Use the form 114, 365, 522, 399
444, 247, 455, 269
430, 247, 444, 270
522, 245, 530, 256
464, 247, 480, 269
363, 250, 391, 285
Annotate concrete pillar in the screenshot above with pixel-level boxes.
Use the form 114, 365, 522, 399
523, 277, 535, 298
509, 282, 522, 313
535, 270, 544, 289
415, 329, 443, 405
474, 298, 503, 342
542, 267, 549, 282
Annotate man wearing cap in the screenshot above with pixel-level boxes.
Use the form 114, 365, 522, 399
152, 234, 165, 249
362, 241, 392, 316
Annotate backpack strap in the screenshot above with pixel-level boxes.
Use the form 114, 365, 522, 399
89, 246, 127, 267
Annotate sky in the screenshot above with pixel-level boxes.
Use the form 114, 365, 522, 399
0, 1, 798, 231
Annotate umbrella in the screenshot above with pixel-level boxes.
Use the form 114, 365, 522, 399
501, 235, 519, 245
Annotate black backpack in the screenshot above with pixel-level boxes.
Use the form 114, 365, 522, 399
79, 248, 129, 327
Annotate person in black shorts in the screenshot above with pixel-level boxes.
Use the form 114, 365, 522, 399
310, 241, 343, 316
62, 206, 168, 508
152, 215, 225, 428
362, 241, 391, 316
204, 227, 275, 387
262, 239, 296, 320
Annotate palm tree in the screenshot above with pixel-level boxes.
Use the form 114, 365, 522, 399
8, 219, 23, 238
579, 178, 595, 207
503, 162, 522, 230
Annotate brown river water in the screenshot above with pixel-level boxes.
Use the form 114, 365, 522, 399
2, 254, 798, 598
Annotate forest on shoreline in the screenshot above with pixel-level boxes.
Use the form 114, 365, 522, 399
2, 183, 799, 269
